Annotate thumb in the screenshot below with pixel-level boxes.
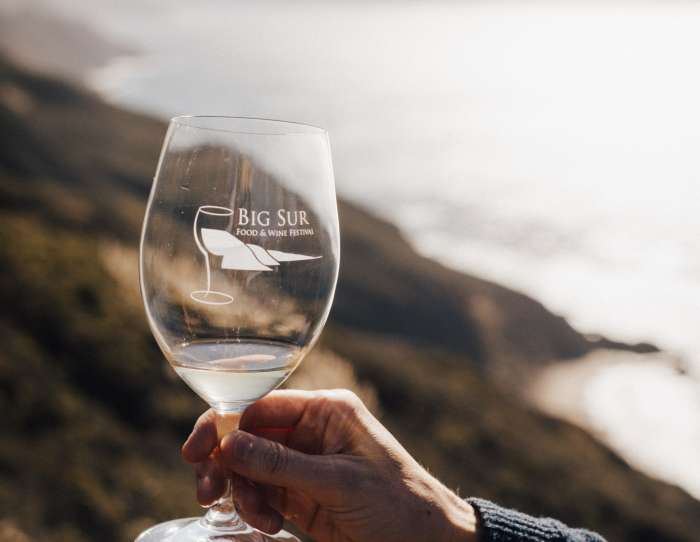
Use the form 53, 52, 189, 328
220, 431, 334, 494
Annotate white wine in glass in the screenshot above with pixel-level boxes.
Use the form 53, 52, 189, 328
137, 116, 340, 542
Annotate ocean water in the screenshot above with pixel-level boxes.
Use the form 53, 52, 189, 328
583, 354, 700, 498
34, 0, 700, 496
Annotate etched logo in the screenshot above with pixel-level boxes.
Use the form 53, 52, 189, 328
191, 205, 320, 305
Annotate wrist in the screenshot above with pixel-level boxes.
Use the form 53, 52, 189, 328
443, 492, 479, 542
424, 476, 478, 542
403, 464, 479, 542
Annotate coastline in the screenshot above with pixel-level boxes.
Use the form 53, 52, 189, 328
529, 349, 700, 500
73, 46, 700, 507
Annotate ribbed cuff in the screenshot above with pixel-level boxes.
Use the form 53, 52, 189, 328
467, 498, 595, 542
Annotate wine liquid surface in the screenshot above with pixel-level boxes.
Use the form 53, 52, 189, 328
169, 339, 301, 411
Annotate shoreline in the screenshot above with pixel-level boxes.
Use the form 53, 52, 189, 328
529, 349, 700, 500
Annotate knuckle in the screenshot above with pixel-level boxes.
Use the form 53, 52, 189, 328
262, 513, 282, 534
261, 441, 288, 475
323, 389, 362, 412
236, 488, 258, 513
195, 409, 216, 432
250, 512, 280, 535
197, 409, 214, 423
223, 432, 253, 466
236, 507, 255, 527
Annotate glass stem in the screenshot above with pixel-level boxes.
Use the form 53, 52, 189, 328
201, 409, 247, 532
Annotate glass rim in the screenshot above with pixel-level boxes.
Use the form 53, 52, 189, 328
197, 205, 234, 217
170, 115, 328, 136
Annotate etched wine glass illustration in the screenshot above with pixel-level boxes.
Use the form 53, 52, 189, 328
191, 205, 236, 305
138, 116, 339, 542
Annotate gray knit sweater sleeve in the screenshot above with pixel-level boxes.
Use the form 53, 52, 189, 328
467, 499, 607, 542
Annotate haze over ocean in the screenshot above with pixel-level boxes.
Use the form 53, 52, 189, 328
25, 0, 700, 497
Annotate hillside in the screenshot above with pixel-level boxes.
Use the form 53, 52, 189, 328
1, 55, 698, 542
0, 7, 134, 82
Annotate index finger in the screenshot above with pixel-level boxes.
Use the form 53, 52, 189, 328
184, 390, 320, 462
182, 409, 218, 463
240, 390, 316, 432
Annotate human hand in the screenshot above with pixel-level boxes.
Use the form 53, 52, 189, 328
182, 389, 478, 542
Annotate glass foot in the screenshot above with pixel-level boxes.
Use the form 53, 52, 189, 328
135, 518, 300, 542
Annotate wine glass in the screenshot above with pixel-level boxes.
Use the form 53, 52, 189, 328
137, 116, 340, 542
